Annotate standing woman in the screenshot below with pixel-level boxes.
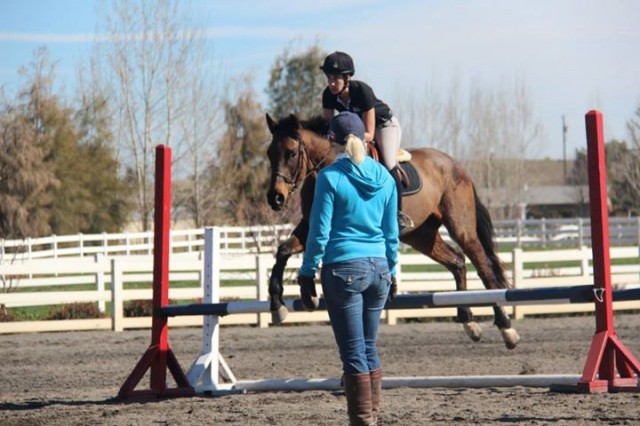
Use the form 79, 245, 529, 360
320, 51, 413, 230
297, 111, 399, 425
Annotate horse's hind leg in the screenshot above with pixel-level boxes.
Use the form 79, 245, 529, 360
269, 221, 307, 324
404, 224, 482, 342
447, 225, 520, 349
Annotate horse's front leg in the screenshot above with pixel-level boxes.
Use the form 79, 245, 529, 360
269, 221, 308, 324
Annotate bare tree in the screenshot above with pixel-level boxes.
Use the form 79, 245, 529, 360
492, 82, 543, 219
87, 0, 220, 230
394, 75, 466, 159
619, 105, 640, 213
171, 40, 223, 228
395, 77, 544, 219
205, 75, 299, 227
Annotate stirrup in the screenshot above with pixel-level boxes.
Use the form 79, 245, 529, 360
398, 212, 414, 230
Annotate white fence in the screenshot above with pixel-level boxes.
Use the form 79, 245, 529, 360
1, 218, 639, 261
1, 244, 638, 334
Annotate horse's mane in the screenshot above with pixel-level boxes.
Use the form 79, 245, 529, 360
275, 114, 327, 138
300, 115, 327, 136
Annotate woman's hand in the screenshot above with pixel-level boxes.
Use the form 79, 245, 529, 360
388, 276, 398, 303
297, 275, 319, 311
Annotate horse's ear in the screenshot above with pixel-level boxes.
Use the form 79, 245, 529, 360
266, 113, 277, 134
289, 114, 302, 129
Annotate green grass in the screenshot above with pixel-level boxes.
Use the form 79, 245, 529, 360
7, 305, 53, 321
2, 278, 258, 321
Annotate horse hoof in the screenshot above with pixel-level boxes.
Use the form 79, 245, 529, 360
501, 327, 520, 350
271, 306, 289, 324
463, 322, 482, 342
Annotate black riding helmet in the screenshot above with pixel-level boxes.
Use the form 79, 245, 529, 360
320, 51, 355, 76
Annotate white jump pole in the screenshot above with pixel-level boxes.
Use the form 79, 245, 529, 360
234, 375, 580, 392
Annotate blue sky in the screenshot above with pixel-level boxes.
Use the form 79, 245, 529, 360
1, 0, 639, 160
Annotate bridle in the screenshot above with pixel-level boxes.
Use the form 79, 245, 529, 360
273, 134, 332, 196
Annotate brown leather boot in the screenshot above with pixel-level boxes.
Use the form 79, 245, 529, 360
343, 372, 374, 426
370, 369, 382, 425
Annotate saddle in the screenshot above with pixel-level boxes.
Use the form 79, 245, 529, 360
367, 142, 422, 196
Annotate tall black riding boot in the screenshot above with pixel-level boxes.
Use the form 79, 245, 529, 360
391, 166, 414, 231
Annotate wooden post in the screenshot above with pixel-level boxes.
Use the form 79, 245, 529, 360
573, 110, 640, 392
118, 145, 194, 399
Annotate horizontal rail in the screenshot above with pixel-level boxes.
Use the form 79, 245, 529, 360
160, 285, 640, 317
1, 217, 638, 259
220, 374, 581, 393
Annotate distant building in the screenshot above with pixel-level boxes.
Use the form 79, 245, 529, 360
477, 185, 590, 219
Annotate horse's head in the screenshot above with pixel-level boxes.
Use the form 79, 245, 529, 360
265, 113, 307, 211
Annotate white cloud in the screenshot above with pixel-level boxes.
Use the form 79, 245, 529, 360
0, 32, 94, 43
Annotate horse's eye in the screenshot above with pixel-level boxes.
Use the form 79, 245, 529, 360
285, 150, 297, 161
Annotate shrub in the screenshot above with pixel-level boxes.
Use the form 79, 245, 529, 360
0, 305, 15, 322
124, 299, 154, 317
124, 299, 178, 317
46, 303, 104, 320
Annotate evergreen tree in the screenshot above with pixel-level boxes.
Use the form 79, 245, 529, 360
266, 42, 327, 120
0, 48, 131, 238
206, 78, 299, 226
0, 49, 59, 238
74, 94, 132, 233
569, 139, 638, 216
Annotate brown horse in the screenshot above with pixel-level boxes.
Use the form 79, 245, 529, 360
265, 113, 520, 349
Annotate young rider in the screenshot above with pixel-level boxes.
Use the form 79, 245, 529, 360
320, 51, 414, 230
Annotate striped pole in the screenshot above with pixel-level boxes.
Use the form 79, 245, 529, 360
160, 285, 640, 318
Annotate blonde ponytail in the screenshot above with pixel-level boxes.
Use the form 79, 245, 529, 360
344, 134, 366, 165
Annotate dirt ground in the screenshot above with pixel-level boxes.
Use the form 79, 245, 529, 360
1, 314, 640, 426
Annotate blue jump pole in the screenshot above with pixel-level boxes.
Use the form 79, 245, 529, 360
160, 285, 640, 318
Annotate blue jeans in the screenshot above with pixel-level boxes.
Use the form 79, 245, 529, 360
321, 257, 391, 375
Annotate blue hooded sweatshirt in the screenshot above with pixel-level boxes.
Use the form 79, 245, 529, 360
299, 155, 399, 277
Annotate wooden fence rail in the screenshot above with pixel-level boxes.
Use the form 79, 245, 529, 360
1, 218, 639, 261
1, 245, 638, 334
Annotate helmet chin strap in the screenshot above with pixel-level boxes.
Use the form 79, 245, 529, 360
336, 76, 350, 96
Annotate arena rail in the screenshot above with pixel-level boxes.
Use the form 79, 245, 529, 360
119, 111, 640, 399
1, 239, 638, 334
0, 218, 638, 261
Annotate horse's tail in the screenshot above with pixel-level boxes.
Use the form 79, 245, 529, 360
474, 187, 511, 289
